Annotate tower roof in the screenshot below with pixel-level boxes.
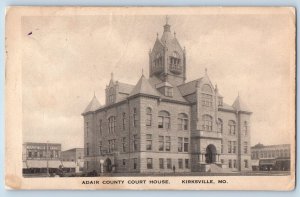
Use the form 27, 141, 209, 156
83, 94, 101, 114
232, 94, 250, 112
161, 16, 174, 45
129, 75, 160, 97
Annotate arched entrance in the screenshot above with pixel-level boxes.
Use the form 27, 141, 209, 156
104, 158, 112, 172
205, 144, 217, 163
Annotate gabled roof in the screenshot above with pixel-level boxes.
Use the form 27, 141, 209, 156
117, 82, 134, 94
177, 78, 203, 96
129, 75, 160, 97
232, 95, 251, 112
83, 95, 101, 114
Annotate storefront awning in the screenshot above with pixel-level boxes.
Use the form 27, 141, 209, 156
259, 159, 276, 165
23, 161, 27, 168
252, 160, 259, 166
26, 160, 47, 168
48, 160, 62, 168
62, 161, 76, 168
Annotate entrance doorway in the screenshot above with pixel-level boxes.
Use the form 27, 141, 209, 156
205, 144, 217, 163
104, 158, 112, 172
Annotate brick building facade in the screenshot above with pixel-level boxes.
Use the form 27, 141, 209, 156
82, 19, 252, 174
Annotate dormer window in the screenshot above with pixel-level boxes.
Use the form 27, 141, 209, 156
165, 87, 173, 97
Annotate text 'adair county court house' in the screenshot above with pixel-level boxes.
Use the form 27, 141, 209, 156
82, 18, 252, 174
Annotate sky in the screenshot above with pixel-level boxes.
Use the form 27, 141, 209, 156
21, 10, 295, 150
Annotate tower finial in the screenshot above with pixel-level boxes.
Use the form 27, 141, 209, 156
205, 68, 208, 75
156, 32, 159, 39
174, 31, 176, 37
166, 15, 169, 24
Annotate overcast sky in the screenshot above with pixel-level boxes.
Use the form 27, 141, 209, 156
21, 11, 294, 150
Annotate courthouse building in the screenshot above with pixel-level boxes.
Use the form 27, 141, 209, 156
82, 19, 252, 173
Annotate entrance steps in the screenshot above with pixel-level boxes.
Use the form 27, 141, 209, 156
209, 163, 233, 173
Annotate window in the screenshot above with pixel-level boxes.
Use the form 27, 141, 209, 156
146, 108, 152, 126
108, 139, 116, 153
99, 141, 102, 155
221, 139, 223, 154
133, 135, 138, 151
86, 143, 89, 156
233, 141, 237, 153
228, 141, 232, 153
178, 159, 183, 169
244, 160, 248, 168
218, 97, 223, 106
244, 142, 248, 154
108, 87, 114, 103
229, 159, 232, 168
166, 87, 173, 97
158, 111, 170, 129
178, 113, 188, 130
122, 137, 126, 152
178, 137, 183, 152
185, 159, 189, 169
133, 158, 137, 169
233, 159, 237, 168
221, 159, 224, 164
159, 136, 164, 151
122, 113, 126, 130
146, 134, 152, 151
99, 119, 102, 136
86, 122, 89, 137
147, 158, 153, 169
165, 136, 171, 151
159, 158, 164, 169
217, 118, 223, 133
167, 159, 172, 169
244, 121, 248, 136
202, 115, 212, 131
108, 116, 116, 133
202, 94, 213, 107
28, 151, 32, 158
154, 53, 163, 68
169, 51, 181, 72
122, 159, 126, 166
133, 108, 138, 127
184, 138, 189, 152
229, 120, 236, 135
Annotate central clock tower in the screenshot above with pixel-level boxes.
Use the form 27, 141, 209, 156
149, 18, 186, 86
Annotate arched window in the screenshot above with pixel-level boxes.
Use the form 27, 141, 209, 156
146, 108, 152, 126
169, 51, 181, 72
108, 116, 116, 133
158, 110, 170, 129
178, 113, 188, 130
202, 115, 212, 131
217, 118, 223, 133
244, 121, 248, 136
108, 87, 114, 103
228, 120, 236, 135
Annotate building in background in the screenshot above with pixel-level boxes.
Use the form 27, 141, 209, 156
82, 18, 252, 174
61, 148, 84, 173
251, 143, 290, 171
22, 142, 62, 175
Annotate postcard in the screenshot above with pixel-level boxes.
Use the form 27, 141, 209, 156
5, 6, 295, 190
